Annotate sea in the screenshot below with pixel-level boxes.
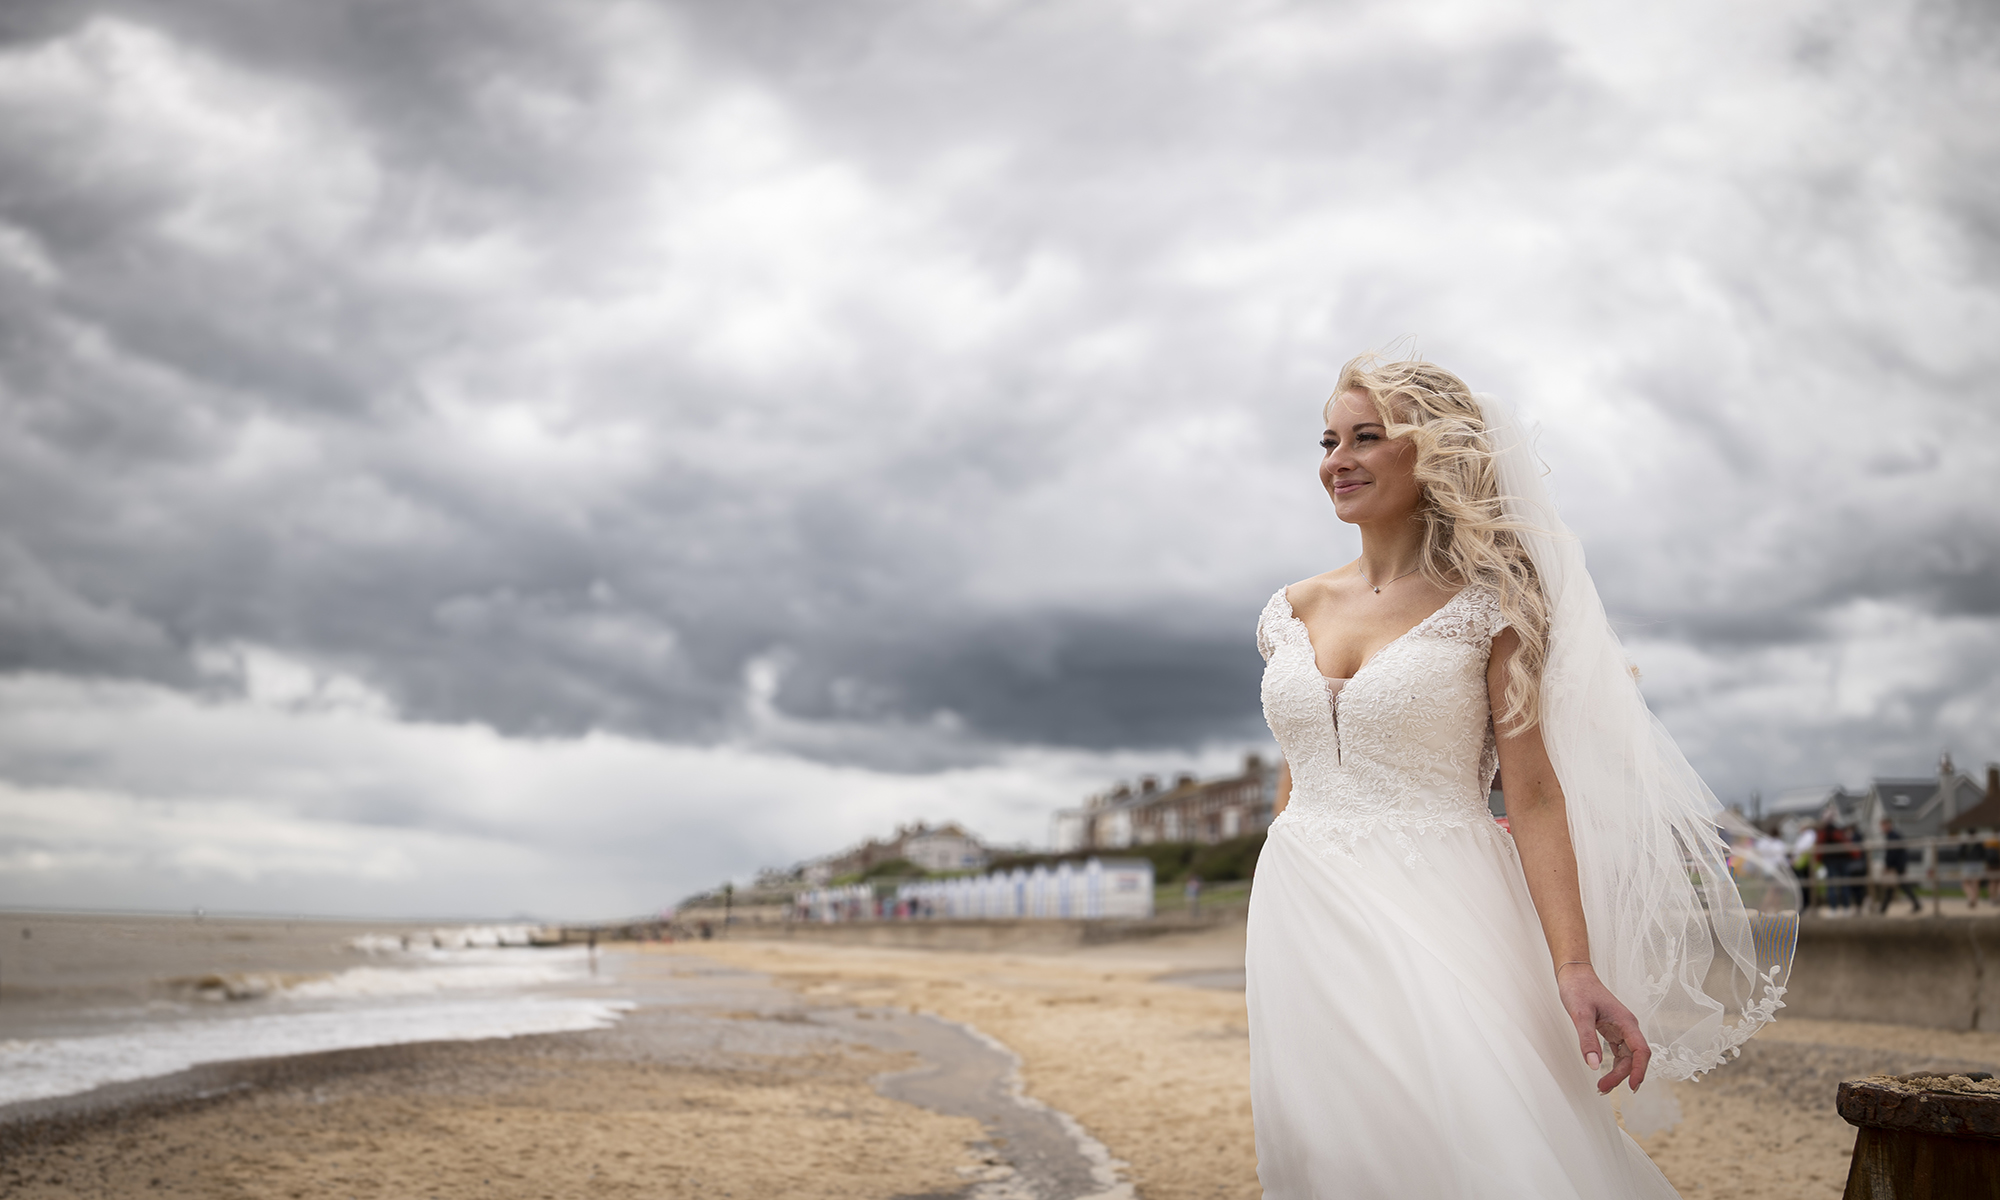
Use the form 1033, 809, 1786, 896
0, 910, 632, 1109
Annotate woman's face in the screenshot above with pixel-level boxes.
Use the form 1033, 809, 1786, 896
1320, 389, 1422, 525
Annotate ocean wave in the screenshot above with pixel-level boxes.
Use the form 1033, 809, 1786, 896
153, 946, 595, 1004
348, 924, 551, 953
0, 937, 628, 1108
0, 993, 633, 1108
285, 947, 594, 999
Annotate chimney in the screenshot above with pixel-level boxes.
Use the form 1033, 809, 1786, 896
1175, 772, 1197, 790
1140, 775, 1158, 796
1244, 752, 1263, 776
1988, 764, 1998, 805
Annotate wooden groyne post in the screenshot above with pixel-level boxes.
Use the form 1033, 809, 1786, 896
1838, 1074, 2000, 1198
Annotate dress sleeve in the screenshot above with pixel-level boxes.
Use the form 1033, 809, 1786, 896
1484, 590, 1511, 643
1255, 589, 1291, 663
1454, 586, 1509, 646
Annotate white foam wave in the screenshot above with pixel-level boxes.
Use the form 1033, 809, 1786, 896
347, 924, 551, 954
285, 947, 591, 999
0, 994, 632, 1107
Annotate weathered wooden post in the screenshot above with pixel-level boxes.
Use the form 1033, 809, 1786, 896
1838, 1074, 2000, 1198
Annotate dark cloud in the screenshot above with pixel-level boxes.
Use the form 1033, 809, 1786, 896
0, 0, 1998, 913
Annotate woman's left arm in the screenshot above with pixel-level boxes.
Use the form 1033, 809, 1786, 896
1489, 625, 1652, 1095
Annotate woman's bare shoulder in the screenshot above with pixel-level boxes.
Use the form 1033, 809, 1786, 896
1285, 565, 1359, 607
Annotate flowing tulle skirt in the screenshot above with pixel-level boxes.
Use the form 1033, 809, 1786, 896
1246, 819, 1680, 1199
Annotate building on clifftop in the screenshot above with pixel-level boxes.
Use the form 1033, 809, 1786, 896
1050, 753, 1277, 852
801, 820, 991, 884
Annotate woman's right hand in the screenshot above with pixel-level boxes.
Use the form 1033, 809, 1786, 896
1556, 964, 1651, 1095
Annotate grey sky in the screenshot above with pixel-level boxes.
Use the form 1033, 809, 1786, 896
1, 0, 1995, 918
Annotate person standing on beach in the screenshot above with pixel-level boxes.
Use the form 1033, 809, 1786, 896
1793, 826, 1819, 914
1246, 356, 1794, 1198
1822, 822, 1863, 913
1876, 819, 1920, 914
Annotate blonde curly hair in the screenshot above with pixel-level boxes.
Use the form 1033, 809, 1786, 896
1329, 352, 1551, 730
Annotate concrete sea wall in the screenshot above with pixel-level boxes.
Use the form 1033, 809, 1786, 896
720, 915, 1229, 953
1783, 918, 2000, 1032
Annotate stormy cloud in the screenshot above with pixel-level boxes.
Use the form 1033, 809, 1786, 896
1, 0, 1996, 916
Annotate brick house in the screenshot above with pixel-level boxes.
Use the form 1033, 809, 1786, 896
802, 820, 990, 884
1051, 753, 1278, 851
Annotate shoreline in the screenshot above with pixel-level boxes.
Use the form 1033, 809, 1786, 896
0, 910, 629, 1111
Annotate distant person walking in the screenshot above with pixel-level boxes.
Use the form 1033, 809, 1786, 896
1184, 873, 1203, 917
1815, 821, 1841, 912
1822, 823, 1864, 913
1792, 827, 1819, 914
1875, 820, 1921, 915
1963, 834, 1995, 908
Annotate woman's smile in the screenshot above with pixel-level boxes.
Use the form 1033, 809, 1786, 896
1318, 389, 1422, 522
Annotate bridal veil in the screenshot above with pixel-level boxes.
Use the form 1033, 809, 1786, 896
1477, 393, 1798, 1086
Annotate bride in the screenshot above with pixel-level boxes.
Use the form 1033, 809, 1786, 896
1247, 356, 1793, 1197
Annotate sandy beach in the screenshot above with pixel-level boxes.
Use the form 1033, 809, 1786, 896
694, 929, 2000, 1199
8, 922, 2000, 1198
675, 929, 2000, 1199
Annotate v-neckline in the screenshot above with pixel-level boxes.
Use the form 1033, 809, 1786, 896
1280, 585, 1470, 686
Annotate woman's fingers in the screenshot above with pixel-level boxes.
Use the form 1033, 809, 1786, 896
1569, 1006, 1603, 1070
1594, 1026, 1633, 1093
1622, 1015, 1652, 1091
1593, 1014, 1651, 1094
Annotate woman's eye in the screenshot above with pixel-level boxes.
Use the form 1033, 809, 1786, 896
1356, 432, 1379, 442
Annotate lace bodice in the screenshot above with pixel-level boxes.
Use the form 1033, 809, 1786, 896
1258, 585, 1509, 861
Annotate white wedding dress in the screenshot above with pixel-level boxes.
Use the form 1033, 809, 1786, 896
1247, 584, 1680, 1199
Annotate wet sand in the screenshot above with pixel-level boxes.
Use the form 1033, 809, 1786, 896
8, 923, 1999, 1198
699, 933, 1259, 1200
